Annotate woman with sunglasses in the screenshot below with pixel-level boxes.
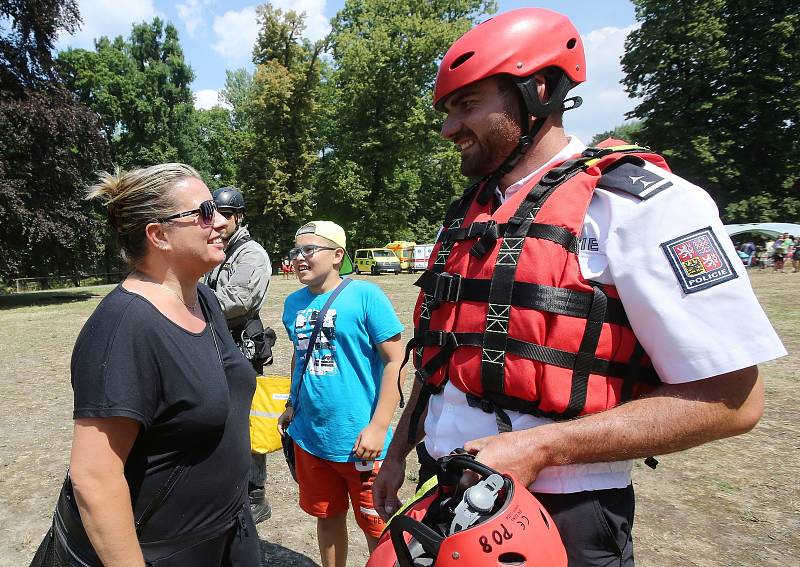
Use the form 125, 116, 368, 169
58, 164, 260, 566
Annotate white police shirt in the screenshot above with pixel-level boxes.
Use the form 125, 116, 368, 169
424, 137, 786, 494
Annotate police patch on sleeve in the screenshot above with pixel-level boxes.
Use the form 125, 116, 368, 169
660, 228, 738, 294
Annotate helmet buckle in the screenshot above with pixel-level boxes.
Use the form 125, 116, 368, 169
449, 473, 504, 534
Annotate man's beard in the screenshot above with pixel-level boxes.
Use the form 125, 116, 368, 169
459, 113, 520, 178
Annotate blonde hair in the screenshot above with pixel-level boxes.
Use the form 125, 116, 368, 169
87, 163, 201, 267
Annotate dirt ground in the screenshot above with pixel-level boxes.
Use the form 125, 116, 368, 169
0, 270, 797, 566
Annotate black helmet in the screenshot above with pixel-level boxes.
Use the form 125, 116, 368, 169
212, 186, 245, 213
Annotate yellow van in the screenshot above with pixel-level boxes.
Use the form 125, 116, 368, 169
354, 248, 401, 275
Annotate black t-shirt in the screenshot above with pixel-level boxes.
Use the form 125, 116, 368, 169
71, 284, 256, 541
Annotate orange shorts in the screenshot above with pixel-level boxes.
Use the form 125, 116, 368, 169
294, 442, 386, 538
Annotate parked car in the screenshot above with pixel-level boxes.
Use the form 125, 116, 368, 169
354, 248, 402, 275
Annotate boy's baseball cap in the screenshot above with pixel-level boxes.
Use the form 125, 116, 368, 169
295, 220, 354, 275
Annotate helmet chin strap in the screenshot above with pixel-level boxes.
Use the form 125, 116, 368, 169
477, 72, 582, 206
476, 112, 545, 206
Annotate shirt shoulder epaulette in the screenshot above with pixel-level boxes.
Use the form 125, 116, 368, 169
597, 156, 674, 200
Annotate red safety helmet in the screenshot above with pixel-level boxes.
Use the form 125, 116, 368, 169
434, 8, 585, 118
367, 453, 566, 567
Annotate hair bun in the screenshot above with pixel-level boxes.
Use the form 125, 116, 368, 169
107, 202, 122, 232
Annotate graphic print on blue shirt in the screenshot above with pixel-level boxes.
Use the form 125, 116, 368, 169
282, 280, 404, 462
295, 307, 338, 376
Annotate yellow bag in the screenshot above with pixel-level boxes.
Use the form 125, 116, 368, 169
250, 375, 292, 454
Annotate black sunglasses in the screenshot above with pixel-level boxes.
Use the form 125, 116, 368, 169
158, 199, 217, 225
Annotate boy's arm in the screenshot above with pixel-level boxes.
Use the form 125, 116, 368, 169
352, 333, 404, 460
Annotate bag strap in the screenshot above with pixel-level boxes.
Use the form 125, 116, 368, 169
293, 277, 352, 415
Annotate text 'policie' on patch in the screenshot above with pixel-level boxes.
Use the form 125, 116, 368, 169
660, 227, 738, 294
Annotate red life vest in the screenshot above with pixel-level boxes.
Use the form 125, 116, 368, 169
408, 145, 669, 436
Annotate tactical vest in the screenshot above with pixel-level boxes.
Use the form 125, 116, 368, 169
408, 145, 673, 438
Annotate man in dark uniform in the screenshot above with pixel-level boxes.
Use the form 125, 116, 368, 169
204, 186, 274, 524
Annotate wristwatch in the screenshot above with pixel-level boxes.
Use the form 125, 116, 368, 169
285, 398, 293, 409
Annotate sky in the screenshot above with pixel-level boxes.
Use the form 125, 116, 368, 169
56, 0, 640, 142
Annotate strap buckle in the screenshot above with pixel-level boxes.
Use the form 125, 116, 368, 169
470, 221, 500, 259
466, 393, 495, 414
466, 220, 495, 240
432, 272, 462, 303
425, 330, 451, 347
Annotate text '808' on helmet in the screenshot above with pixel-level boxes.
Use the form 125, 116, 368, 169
212, 186, 246, 213
366, 453, 566, 567
433, 8, 586, 118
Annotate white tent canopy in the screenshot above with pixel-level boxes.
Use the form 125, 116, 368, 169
724, 223, 800, 239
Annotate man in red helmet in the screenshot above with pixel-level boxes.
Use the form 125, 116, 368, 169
373, 8, 785, 566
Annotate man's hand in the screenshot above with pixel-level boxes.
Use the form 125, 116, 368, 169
463, 430, 550, 488
373, 457, 406, 521
277, 407, 294, 436
353, 422, 387, 461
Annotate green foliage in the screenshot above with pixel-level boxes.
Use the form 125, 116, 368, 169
0, 0, 80, 91
188, 107, 241, 190
589, 121, 645, 147
0, 0, 110, 280
221, 68, 255, 130
725, 192, 800, 224
57, 18, 196, 168
317, 0, 496, 249
622, 0, 800, 221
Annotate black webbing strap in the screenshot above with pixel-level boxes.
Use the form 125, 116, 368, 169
438, 219, 498, 243
466, 394, 513, 433
621, 342, 646, 402
414, 332, 459, 382
414, 271, 631, 327
580, 144, 650, 160
411, 330, 660, 385
396, 339, 420, 409
438, 221, 579, 257
562, 285, 608, 419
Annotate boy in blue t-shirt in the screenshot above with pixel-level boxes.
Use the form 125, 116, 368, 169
278, 221, 404, 567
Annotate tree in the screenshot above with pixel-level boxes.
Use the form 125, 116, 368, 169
0, 0, 80, 92
317, 0, 496, 249
0, 0, 110, 281
57, 18, 196, 168
221, 68, 255, 130
589, 121, 645, 147
622, 0, 800, 222
235, 5, 325, 257
189, 106, 241, 190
